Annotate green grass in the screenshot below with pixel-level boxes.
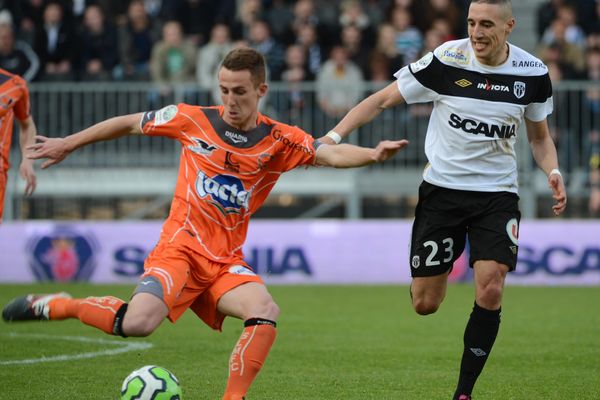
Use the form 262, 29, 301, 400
0, 284, 599, 399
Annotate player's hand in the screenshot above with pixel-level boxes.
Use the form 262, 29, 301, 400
372, 139, 409, 162
19, 159, 36, 196
548, 172, 567, 216
27, 135, 71, 169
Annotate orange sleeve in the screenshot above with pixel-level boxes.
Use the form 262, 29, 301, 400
13, 77, 30, 121
273, 124, 318, 172
140, 104, 189, 140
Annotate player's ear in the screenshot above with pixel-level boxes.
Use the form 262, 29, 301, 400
505, 17, 515, 34
258, 83, 268, 98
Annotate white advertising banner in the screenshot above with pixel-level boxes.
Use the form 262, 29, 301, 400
0, 220, 598, 285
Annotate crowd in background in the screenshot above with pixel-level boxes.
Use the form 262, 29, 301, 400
0, 0, 599, 213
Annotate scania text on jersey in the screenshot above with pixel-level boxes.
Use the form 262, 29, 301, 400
112, 246, 313, 277
448, 113, 516, 139
195, 171, 250, 209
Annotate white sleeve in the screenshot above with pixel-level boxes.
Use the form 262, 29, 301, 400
393, 53, 439, 104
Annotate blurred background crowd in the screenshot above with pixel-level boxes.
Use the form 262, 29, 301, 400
0, 0, 595, 86
0, 0, 599, 218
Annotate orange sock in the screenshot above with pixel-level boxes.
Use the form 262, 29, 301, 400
49, 296, 125, 335
222, 320, 277, 400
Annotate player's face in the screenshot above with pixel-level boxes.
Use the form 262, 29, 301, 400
218, 67, 267, 131
467, 2, 514, 66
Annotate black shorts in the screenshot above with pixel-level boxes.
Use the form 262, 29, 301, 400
409, 181, 521, 277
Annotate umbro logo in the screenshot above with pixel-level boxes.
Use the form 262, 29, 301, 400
470, 348, 487, 357
455, 79, 472, 88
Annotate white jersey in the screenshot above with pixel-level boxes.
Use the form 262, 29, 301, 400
395, 38, 553, 193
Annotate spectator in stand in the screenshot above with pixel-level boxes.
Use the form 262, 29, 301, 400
316, 45, 364, 122
339, 0, 374, 48
418, 26, 446, 58
150, 20, 196, 94
34, 1, 77, 81
283, 0, 328, 49
265, 0, 294, 45
296, 23, 323, 77
583, 47, 600, 215
537, 19, 585, 79
197, 23, 234, 104
232, 0, 264, 41
79, 4, 119, 81
173, 0, 215, 47
116, 0, 159, 81
247, 19, 285, 81
430, 17, 458, 42
541, 4, 587, 50
340, 24, 371, 78
537, 0, 566, 39
584, 0, 600, 34
15, 0, 45, 44
370, 23, 404, 78
0, 18, 39, 81
390, 5, 423, 65
420, 0, 463, 38
279, 43, 314, 124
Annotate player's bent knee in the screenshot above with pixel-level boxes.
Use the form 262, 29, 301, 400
412, 298, 440, 315
248, 299, 280, 321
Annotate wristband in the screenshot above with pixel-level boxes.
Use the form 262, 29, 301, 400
325, 130, 342, 144
549, 168, 562, 178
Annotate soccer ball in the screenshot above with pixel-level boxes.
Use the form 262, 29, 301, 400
120, 365, 183, 400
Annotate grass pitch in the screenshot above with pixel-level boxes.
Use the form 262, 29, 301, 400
0, 283, 598, 399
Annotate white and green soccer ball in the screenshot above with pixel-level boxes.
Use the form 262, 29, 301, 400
120, 365, 182, 400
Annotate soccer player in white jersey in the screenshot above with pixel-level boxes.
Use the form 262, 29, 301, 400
321, 1, 567, 399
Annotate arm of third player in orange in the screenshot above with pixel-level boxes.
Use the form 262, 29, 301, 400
27, 113, 144, 169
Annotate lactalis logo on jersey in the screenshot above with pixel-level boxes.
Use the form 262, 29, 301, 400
440, 49, 469, 65
448, 113, 516, 139
225, 130, 248, 144
196, 172, 250, 215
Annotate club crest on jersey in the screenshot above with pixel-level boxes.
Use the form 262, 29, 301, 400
154, 104, 178, 125
196, 171, 250, 215
188, 138, 217, 155
513, 81, 526, 99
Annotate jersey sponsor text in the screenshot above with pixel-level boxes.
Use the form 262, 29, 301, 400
448, 113, 516, 139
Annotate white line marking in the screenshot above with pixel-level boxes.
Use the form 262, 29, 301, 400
0, 333, 153, 365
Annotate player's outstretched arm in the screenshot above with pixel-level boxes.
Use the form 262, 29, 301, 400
315, 139, 409, 168
17, 115, 38, 196
27, 113, 144, 169
318, 82, 406, 145
525, 118, 567, 216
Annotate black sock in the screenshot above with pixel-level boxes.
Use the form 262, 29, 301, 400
453, 302, 501, 399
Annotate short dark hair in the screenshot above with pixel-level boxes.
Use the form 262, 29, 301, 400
470, 0, 512, 18
220, 47, 266, 87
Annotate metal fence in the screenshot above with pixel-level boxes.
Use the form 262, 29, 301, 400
5, 81, 598, 220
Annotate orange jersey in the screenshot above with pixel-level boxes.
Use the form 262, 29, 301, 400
0, 68, 30, 176
141, 104, 318, 263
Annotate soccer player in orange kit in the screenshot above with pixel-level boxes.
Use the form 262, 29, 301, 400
0, 68, 37, 222
2, 48, 408, 399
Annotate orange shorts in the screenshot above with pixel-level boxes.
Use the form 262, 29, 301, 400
139, 241, 263, 331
